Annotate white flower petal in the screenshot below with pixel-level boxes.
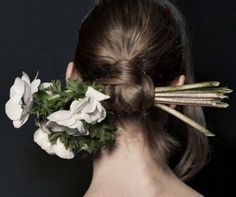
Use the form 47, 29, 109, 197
96, 102, 103, 113
68, 120, 79, 129
97, 107, 107, 122
66, 118, 85, 130
85, 86, 110, 101
46, 121, 65, 132
21, 101, 33, 116
9, 78, 25, 98
33, 128, 55, 155
75, 113, 92, 123
22, 82, 33, 104
70, 98, 89, 113
13, 114, 29, 128
21, 72, 31, 84
46, 121, 81, 137
5, 99, 23, 121
74, 113, 85, 120
81, 97, 97, 113
52, 139, 75, 159
39, 82, 52, 90
88, 111, 101, 124
31, 79, 41, 94
47, 110, 73, 122
13, 120, 23, 128
57, 116, 77, 127
65, 127, 81, 136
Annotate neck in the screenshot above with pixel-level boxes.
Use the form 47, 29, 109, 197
84, 123, 178, 197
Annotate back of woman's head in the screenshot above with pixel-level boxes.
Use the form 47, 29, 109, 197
73, 0, 209, 181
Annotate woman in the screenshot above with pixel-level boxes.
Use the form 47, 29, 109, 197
65, 0, 208, 196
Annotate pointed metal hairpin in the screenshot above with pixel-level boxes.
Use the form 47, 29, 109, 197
154, 81, 233, 137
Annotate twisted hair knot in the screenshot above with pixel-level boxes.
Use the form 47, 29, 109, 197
97, 59, 155, 113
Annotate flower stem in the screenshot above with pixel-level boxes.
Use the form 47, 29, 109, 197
48, 90, 73, 101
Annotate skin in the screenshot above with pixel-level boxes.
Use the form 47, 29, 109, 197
66, 62, 204, 197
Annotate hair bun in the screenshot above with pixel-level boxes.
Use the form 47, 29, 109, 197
98, 59, 155, 113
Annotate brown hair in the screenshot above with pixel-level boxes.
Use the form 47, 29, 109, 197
73, 0, 209, 181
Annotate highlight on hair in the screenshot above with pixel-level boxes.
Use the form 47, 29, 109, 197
73, 0, 209, 181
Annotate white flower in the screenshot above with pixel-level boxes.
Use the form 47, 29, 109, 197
33, 126, 54, 155
76, 86, 110, 124
39, 82, 53, 95
5, 72, 41, 128
46, 100, 89, 136
33, 126, 75, 159
46, 86, 110, 136
39, 82, 51, 90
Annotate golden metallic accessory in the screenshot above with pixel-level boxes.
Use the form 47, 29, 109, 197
154, 81, 233, 136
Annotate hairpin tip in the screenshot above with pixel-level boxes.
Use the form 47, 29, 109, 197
227, 88, 234, 93
212, 81, 220, 86
206, 132, 216, 137
209, 81, 220, 87
216, 102, 229, 108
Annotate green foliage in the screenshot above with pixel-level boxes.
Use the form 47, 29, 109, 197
31, 79, 106, 119
48, 120, 116, 155
32, 79, 117, 156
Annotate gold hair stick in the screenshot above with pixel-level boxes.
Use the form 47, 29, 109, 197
154, 97, 229, 108
154, 103, 215, 137
155, 81, 220, 92
154, 81, 233, 136
155, 91, 228, 99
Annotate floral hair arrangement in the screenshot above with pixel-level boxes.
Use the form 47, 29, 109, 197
5, 72, 116, 159
5, 72, 233, 159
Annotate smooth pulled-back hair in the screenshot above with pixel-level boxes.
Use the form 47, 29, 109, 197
73, 0, 209, 181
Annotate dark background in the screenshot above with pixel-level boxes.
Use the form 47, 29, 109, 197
0, 0, 235, 196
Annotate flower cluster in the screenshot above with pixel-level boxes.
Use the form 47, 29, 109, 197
5, 72, 116, 159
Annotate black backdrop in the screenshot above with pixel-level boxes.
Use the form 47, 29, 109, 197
0, 1, 235, 197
